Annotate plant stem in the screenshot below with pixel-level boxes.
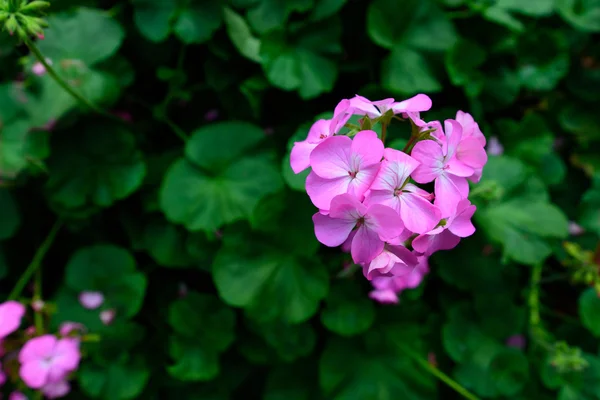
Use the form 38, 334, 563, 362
402, 135, 418, 153
8, 221, 62, 301
529, 263, 543, 328
23, 36, 106, 115
34, 268, 43, 334
381, 122, 388, 144
398, 345, 480, 400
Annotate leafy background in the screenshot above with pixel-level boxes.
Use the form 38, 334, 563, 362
1, 0, 600, 398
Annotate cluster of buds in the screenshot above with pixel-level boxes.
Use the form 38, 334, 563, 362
0, 0, 49, 39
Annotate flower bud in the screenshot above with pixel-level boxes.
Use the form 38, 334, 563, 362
19, 0, 50, 13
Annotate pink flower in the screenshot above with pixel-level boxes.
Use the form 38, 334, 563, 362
313, 193, 404, 264
412, 199, 476, 256
204, 109, 219, 122
78, 291, 104, 310
411, 120, 473, 214
58, 322, 86, 337
341, 94, 432, 119
290, 119, 333, 173
100, 309, 116, 325
0, 301, 26, 339
365, 148, 441, 234
453, 111, 487, 183
31, 299, 45, 312
487, 136, 503, 156
506, 334, 526, 350
568, 221, 585, 236
19, 335, 81, 389
306, 130, 384, 211
41, 380, 71, 399
362, 245, 418, 280
31, 58, 52, 76
9, 392, 27, 400
369, 256, 429, 303
455, 111, 485, 146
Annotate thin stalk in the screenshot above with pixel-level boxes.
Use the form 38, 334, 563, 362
381, 122, 388, 144
398, 345, 480, 400
529, 263, 543, 328
8, 221, 62, 301
34, 268, 43, 334
23, 36, 106, 115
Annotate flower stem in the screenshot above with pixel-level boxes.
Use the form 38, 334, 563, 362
23, 36, 107, 116
34, 268, 43, 334
398, 344, 480, 400
381, 122, 388, 144
8, 220, 62, 301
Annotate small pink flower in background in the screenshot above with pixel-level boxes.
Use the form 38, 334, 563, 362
369, 256, 429, 304
19, 335, 81, 389
204, 109, 219, 121
0, 300, 26, 339
306, 130, 384, 211
0, 361, 6, 386
112, 111, 132, 122
313, 193, 403, 264
365, 148, 441, 234
487, 136, 504, 156
290, 119, 333, 174
412, 199, 476, 256
41, 380, 71, 399
31, 58, 52, 76
78, 291, 104, 310
31, 299, 45, 312
59, 322, 86, 337
24, 326, 36, 336
9, 392, 27, 400
568, 221, 585, 236
506, 334, 526, 350
100, 309, 116, 325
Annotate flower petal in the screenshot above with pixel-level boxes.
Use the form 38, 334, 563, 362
313, 212, 356, 247
351, 130, 384, 166
306, 119, 331, 143
365, 204, 404, 241
457, 137, 488, 169
310, 135, 353, 179
399, 193, 442, 234
306, 171, 350, 211
448, 200, 476, 237
412, 229, 461, 255
351, 225, 385, 264
434, 174, 468, 217
20, 361, 50, 389
411, 140, 444, 183
290, 140, 318, 174
391, 93, 432, 113
444, 119, 463, 159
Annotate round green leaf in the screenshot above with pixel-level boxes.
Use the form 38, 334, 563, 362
320, 281, 375, 336
132, 0, 177, 42
38, 7, 125, 66
213, 237, 328, 324
168, 336, 220, 381
65, 245, 147, 318
557, 0, 600, 32
46, 124, 146, 212
382, 46, 442, 95
223, 7, 262, 63
79, 357, 150, 400
579, 288, 600, 336
0, 120, 49, 179
173, 0, 223, 44
490, 350, 530, 396
0, 188, 20, 240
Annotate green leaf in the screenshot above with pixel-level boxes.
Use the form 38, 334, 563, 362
579, 288, 600, 336
382, 46, 442, 95
367, 0, 456, 51
46, 123, 146, 212
320, 336, 436, 399
580, 174, 600, 235
517, 30, 569, 91
213, 234, 328, 324
168, 292, 236, 347
445, 39, 486, 86
173, 0, 223, 44
320, 281, 375, 336
247, 0, 314, 34
132, 0, 177, 42
38, 7, 125, 65
557, 0, 600, 32
185, 121, 266, 173
168, 336, 220, 381
0, 188, 20, 240
0, 120, 50, 179
482, 6, 525, 32
223, 7, 262, 63
79, 357, 150, 400
489, 350, 530, 396
0, 247, 7, 280
246, 319, 316, 362
65, 245, 147, 319
495, 0, 555, 16
310, 0, 347, 21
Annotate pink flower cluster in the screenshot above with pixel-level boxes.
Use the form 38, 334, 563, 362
290, 94, 487, 303
0, 301, 81, 399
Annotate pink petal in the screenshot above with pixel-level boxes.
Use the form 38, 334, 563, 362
42, 380, 71, 399
9, 392, 28, 400
52, 338, 81, 371
446, 158, 474, 177
341, 230, 356, 253
411, 140, 444, 183
306, 119, 331, 143
331, 99, 353, 134
310, 135, 353, 179
370, 149, 419, 191
391, 94, 432, 113
306, 172, 350, 211
290, 140, 318, 174
20, 361, 50, 389
351, 225, 385, 264
369, 288, 399, 304
399, 193, 442, 234
19, 335, 56, 364
364, 250, 393, 279
349, 95, 382, 118
78, 291, 104, 310
412, 230, 461, 256
364, 189, 399, 214
365, 204, 404, 241
444, 119, 463, 159
456, 110, 486, 146
348, 163, 381, 200
351, 130, 384, 165
448, 200, 476, 237
0, 300, 26, 339
329, 193, 366, 219
434, 174, 468, 217
313, 212, 356, 247
457, 137, 488, 169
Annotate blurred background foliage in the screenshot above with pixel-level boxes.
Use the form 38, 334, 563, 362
1, 0, 600, 398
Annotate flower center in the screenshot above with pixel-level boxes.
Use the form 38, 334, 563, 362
348, 170, 357, 178
393, 187, 403, 197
